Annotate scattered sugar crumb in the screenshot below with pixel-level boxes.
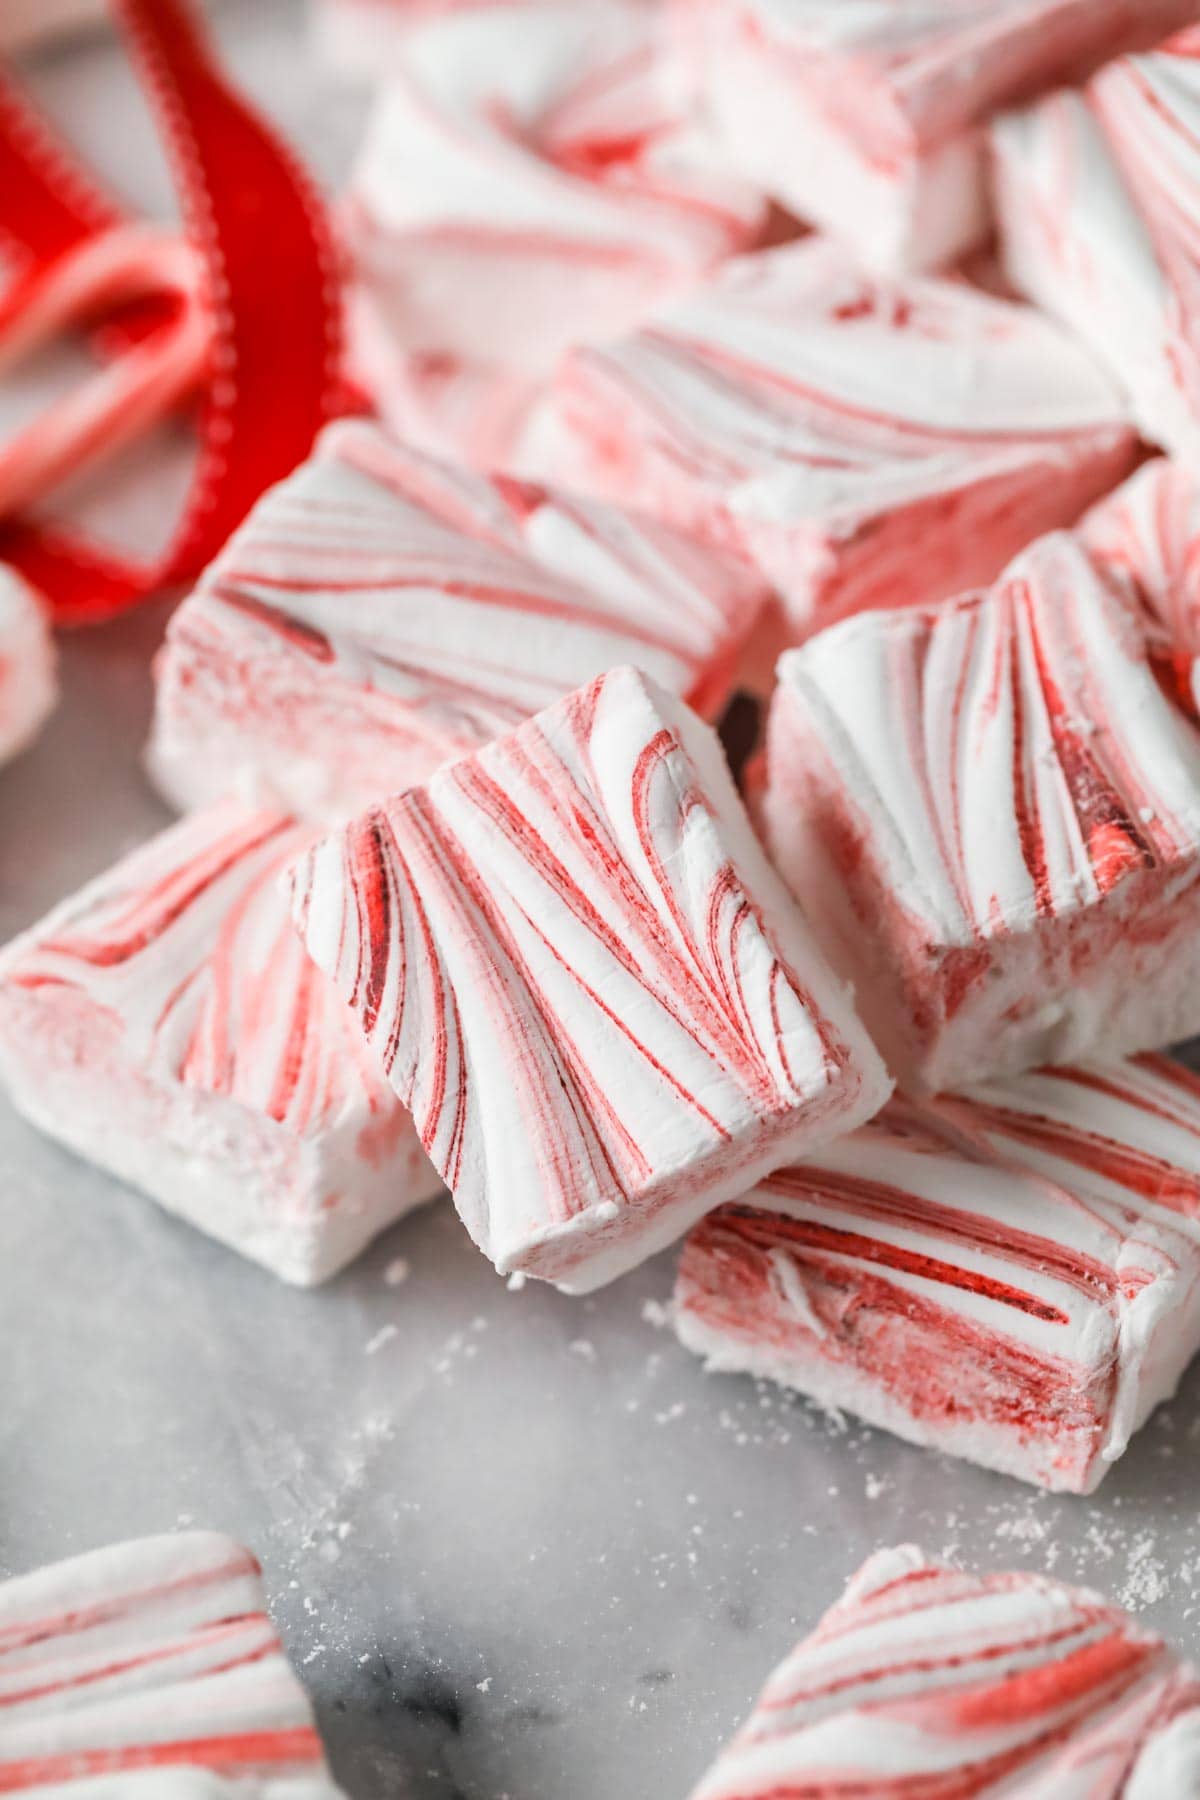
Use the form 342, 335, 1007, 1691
364, 1324, 398, 1357
383, 1257, 410, 1287
506, 1272, 527, 1292
477, 1677, 492, 1693
570, 1339, 597, 1362
641, 1298, 674, 1331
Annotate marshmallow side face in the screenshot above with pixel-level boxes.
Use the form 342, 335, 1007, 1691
993, 29, 1200, 462
0, 801, 440, 1284
0, 570, 57, 769
764, 530, 1200, 1090
553, 239, 1135, 638
686, 1545, 1200, 1798
1081, 457, 1200, 720
677, 0, 1200, 273
148, 420, 765, 822
675, 1055, 1200, 1492
290, 663, 890, 1293
344, 0, 765, 374
0, 1532, 346, 1793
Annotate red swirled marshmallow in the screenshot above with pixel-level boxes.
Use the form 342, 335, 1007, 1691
687, 1545, 1200, 1797
341, 0, 765, 380
994, 26, 1200, 466
0, 802, 441, 1285
0, 1532, 345, 1794
549, 239, 1136, 640
148, 419, 767, 822
288, 664, 890, 1294
676, 1055, 1200, 1493
764, 531, 1200, 1092
671, 0, 1200, 274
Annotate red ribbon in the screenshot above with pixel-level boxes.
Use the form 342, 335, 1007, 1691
0, 0, 345, 624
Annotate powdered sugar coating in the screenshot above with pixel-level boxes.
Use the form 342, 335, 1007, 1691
0, 1531, 345, 1793
552, 239, 1136, 636
676, 1056, 1200, 1492
765, 531, 1200, 1089
0, 802, 440, 1283
688, 1544, 1200, 1797
149, 420, 765, 822
290, 665, 890, 1293
343, 0, 764, 377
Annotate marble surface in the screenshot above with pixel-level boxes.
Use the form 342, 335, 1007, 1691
2, 9, 1200, 1800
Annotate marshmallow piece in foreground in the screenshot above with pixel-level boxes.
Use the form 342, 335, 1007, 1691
290, 664, 891, 1293
0, 569, 56, 769
1081, 457, 1200, 721
993, 28, 1200, 464
149, 419, 766, 821
343, 0, 764, 378
687, 1544, 1200, 1798
0, 802, 440, 1285
0, 1531, 346, 1794
676, 1055, 1200, 1493
552, 239, 1137, 639
765, 531, 1200, 1092
672, 0, 1199, 276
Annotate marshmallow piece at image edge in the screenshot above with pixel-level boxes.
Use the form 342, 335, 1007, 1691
342, 0, 765, 375
148, 418, 767, 823
0, 801, 442, 1286
0, 568, 56, 770
549, 237, 1137, 640
686, 1543, 1200, 1799
764, 529, 1200, 1093
289, 663, 891, 1294
992, 26, 1200, 464
675, 1054, 1200, 1494
1081, 457, 1200, 730
673, 0, 1200, 274
0, 1531, 347, 1795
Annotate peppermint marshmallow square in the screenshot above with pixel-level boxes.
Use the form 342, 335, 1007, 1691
0, 803, 440, 1285
0, 568, 56, 769
0, 1531, 346, 1795
677, 1055, 1200, 1493
342, 0, 764, 378
551, 239, 1137, 640
673, 0, 1200, 275
993, 27, 1200, 464
688, 1544, 1200, 1798
765, 531, 1200, 1092
148, 420, 766, 822
289, 664, 891, 1294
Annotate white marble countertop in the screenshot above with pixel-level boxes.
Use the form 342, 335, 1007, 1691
1, 8, 1199, 1798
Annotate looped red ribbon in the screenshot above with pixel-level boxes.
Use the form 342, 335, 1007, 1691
0, 0, 346, 624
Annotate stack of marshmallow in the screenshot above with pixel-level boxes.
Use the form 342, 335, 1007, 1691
6, 0, 1200, 1494
13, 4, 1200, 1786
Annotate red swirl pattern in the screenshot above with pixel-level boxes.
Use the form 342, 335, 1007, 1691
289, 664, 889, 1292
676, 1054, 1200, 1492
0, 1532, 343, 1793
689, 1544, 1200, 1799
